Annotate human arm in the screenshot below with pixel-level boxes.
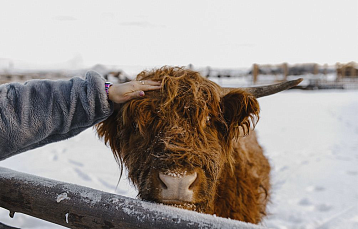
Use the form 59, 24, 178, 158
0, 71, 113, 160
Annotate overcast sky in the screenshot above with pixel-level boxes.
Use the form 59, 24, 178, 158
0, 0, 357, 69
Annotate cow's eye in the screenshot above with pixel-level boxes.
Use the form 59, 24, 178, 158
206, 115, 211, 124
132, 122, 139, 131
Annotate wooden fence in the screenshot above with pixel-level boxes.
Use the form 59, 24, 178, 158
251, 63, 328, 84
0, 167, 264, 229
250, 62, 358, 89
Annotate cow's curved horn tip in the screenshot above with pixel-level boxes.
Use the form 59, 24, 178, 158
295, 78, 304, 85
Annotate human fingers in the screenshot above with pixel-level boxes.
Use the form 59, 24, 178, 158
137, 80, 162, 91
108, 80, 161, 103
137, 80, 161, 86
140, 84, 162, 91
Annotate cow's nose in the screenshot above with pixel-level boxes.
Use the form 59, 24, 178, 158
158, 171, 198, 202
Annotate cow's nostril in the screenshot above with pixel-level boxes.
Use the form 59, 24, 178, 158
188, 175, 199, 190
158, 174, 168, 189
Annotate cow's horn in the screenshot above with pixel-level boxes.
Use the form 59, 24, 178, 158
223, 78, 303, 98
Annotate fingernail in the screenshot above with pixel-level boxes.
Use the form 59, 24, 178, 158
139, 91, 145, 97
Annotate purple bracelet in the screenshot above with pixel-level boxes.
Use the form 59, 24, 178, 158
105, 82, 113, 99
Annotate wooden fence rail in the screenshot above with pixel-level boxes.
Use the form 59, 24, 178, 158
0, 167, 264, 229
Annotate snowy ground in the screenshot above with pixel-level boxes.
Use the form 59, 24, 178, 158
1, 86, 357, 228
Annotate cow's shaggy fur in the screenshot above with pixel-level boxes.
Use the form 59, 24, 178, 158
96, 66, 270, 224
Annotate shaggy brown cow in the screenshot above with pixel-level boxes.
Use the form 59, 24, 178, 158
96, 67, 302, 224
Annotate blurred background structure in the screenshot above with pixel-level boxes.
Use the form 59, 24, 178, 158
1, 61, 357, 90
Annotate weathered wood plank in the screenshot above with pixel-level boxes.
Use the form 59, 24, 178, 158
0, 167, 264, 229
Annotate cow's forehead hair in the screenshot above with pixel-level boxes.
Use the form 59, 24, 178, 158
135, 66, 223, 107
121, 66, 225, 133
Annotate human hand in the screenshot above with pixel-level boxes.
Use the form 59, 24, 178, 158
108, 80, 161, 104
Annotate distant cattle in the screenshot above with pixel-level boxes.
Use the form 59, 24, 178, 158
97, 66, 302, 223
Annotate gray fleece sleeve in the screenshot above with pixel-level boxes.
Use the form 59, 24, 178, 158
0, 71, 113, 160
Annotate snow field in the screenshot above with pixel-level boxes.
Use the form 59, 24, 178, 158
258, 90, 358, 229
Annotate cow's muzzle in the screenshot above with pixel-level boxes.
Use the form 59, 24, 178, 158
158, 171, 198, 203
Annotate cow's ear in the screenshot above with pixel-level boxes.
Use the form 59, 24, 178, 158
95, 112, 121, 161
220, 89, 260, 138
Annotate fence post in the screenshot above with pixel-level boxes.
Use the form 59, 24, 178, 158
342, 65, 346, 78
336, 62, 342, 81
252, 64, 259, 84
313, 63, 319, 75
282, 63, 288, 81
350, 62, 356, 77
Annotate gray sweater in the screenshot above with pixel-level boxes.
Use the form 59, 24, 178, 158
0, 71, 113, 160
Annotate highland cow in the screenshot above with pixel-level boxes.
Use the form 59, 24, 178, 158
96, 67, 302, 224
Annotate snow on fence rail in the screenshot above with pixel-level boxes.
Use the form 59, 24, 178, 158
0, 167, 264, 229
